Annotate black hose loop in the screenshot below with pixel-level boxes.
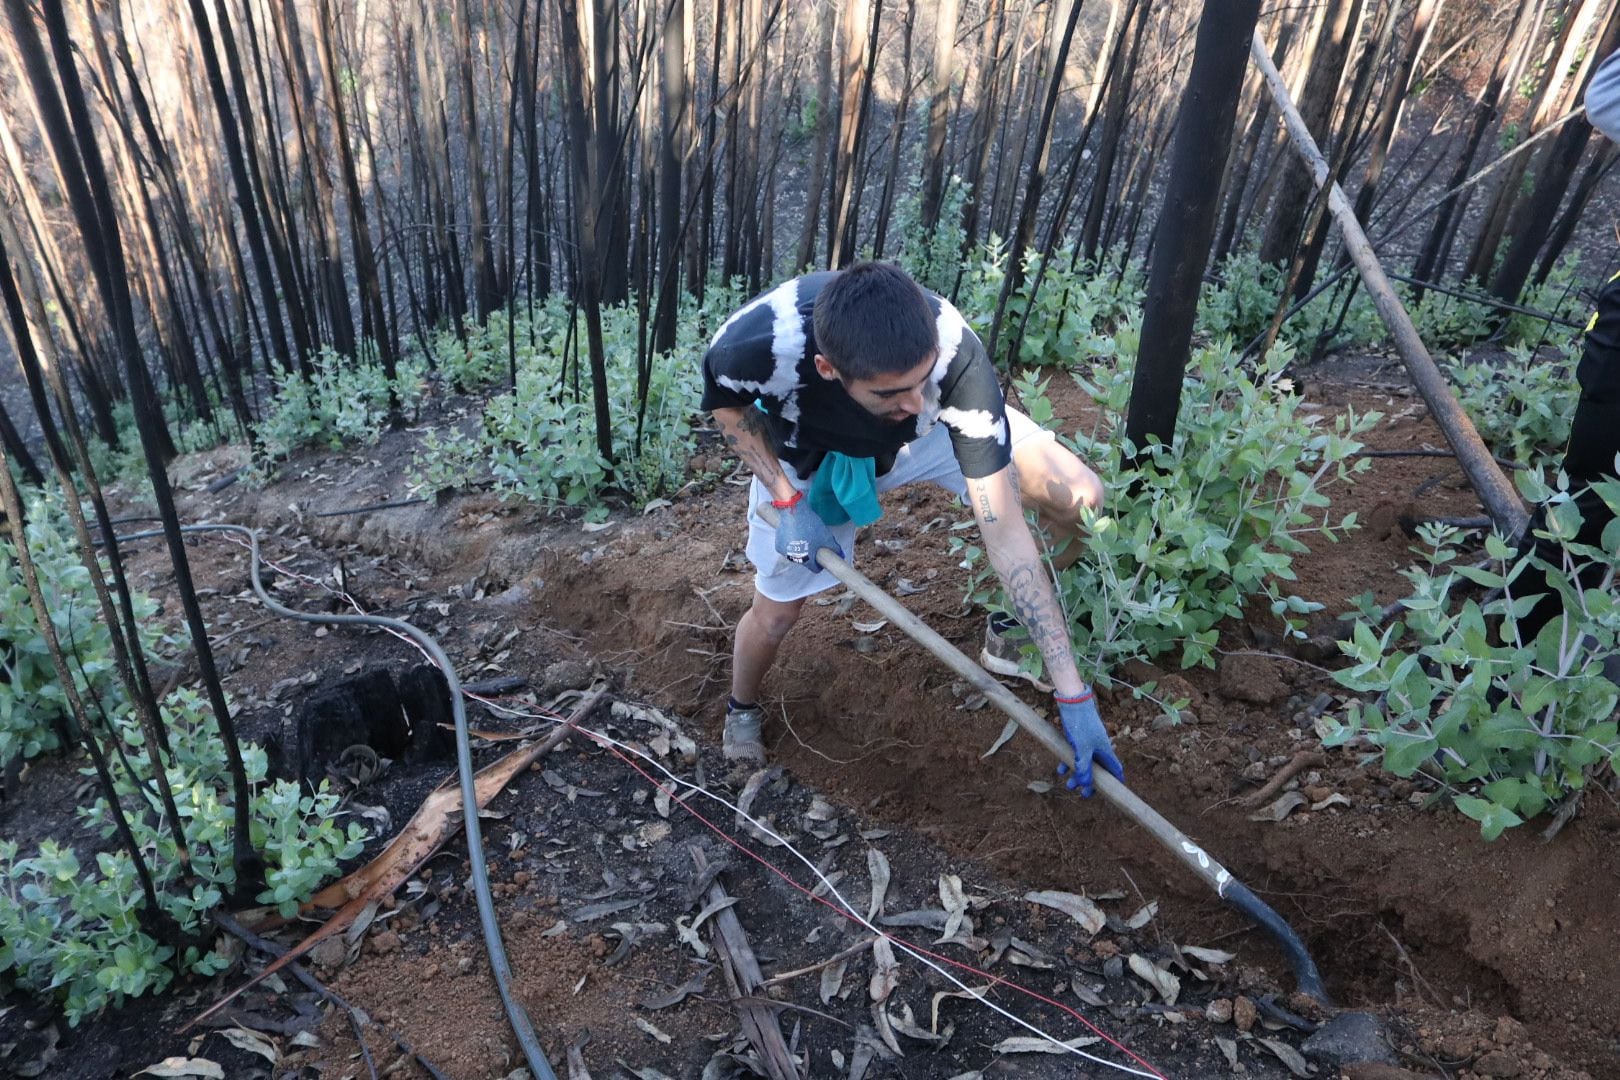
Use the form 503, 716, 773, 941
117, 523, 559, 1080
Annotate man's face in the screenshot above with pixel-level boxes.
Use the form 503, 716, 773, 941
814, 352, 937, 424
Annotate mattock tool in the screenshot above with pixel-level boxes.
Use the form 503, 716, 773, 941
760, 504, 1330, 1000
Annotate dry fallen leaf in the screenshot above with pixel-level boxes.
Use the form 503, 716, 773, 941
982, 717, 1020, 757
1258, 1036, 1313, 1077
1182, 944, 1237, 966
938, 875, 968, 942
1024, 890, 1105, 936
866, 848, 891, 921
888, 1003, 948, 1045
820, 958, 848, 1004
1248, 791, 1309, 822
640, 969, 707, 1010
1216, 1036, 1240, 1071
871, 1001, 905, 1057
634, 1017, 673, 1045
1128, 953, 1182, 1005
991, 1035, 1103, 1054
1008, 949, 1055, 970
212, 1028, 277, 1066
675, 915, 710, 959
1311, 792, 1352, 811
134, 1058, 225, 1079
869, 937, 900, 1002
930, 985, 991, 1033
1126, 900, 1159, 930
1070, 974, 1106, 1007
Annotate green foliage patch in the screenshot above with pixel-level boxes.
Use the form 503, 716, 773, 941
257, 344, 428, 457
0, 489, 159, 764
890, 174, 971, 298
404, 288, 744, 511
958, 327, 1375, 687
0, 489, 362, 1024
1, 684, 364, 1023
952, 242, 1144, 370
1328, 475, 1620, 840
1446, 342, 1577, 470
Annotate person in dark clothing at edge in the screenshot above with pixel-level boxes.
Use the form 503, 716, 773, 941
701, 260, 1124, 797
1510, 53, 1620, 647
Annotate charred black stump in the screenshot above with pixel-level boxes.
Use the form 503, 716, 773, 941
293, 664, 454, 791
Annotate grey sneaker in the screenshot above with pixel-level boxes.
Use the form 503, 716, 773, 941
980, 613, 1054, 692
723, 705, 767, 765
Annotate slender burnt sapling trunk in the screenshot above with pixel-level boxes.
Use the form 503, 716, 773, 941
14, 0, 263, 888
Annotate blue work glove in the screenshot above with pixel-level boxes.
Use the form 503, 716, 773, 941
1054, 688, 1125, 798
773, 490, 842, 573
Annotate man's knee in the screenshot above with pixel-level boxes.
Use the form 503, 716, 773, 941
1024, 450, 1104, 523
746, 593, 805, 643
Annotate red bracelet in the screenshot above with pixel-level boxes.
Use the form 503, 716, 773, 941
1054, 690, 1094, 705
771, 489, 804, 510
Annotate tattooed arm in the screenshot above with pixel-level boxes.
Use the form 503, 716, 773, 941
711, 407, 798, 502
966, 464, 1085, 698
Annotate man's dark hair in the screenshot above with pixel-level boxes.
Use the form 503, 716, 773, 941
813, 261, 938, 381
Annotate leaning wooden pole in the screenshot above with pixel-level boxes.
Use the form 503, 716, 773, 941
1250, 30, 1528, 538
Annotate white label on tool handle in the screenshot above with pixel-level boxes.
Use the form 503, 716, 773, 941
1181, 841, 1234, 897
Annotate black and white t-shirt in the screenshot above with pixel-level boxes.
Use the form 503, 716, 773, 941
700, 272, 1012, 479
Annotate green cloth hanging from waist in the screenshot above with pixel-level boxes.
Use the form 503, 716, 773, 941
808, 451, 882, 527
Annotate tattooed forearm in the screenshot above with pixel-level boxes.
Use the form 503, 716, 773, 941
712, 408, 790, 493
975, 483, 997, 524
1004, 561, 1069, 660
737, 407, 770, 438
970, 470, 1023, 526
979, 504, 1085, 692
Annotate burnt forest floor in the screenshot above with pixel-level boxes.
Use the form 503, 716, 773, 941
3, 346, 1618, 1080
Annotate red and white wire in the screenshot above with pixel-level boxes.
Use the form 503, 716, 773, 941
220, 532, 1169, 1078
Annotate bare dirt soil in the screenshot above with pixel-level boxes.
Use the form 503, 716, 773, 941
4, 351, 1616, 1080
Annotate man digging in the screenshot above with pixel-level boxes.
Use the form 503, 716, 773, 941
702, 260, 1124, 796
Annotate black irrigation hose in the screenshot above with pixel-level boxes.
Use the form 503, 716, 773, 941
114, 522, 559, 1080
312, 497, 429, 518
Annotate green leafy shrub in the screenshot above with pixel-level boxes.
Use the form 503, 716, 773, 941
1, 687, 365, 1023
1197, 252, 1289, 346
967, 328, 1375, 680
892, 174, 970, 296
1327, 475, 1620, 840
257, 343, 422, 456
405, 287, 742, 512
949, 241, 1144, 370
0, 488, 159, 764
433, 309, 520, 391
1447, 343, 1576, 469
1192, 251, 1582, 361
0, 840, 190, 1023
407, 427, 490, 496
84, 402, 152, 495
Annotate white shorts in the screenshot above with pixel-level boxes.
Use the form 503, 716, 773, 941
746, 406, 1054, 602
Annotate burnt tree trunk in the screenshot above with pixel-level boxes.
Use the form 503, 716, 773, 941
1491, 8, 1620, 304
1258, 0, 1362, 267
1126, 0, 1261, 455
918, 0, 960, 232
795, 2, 838, 270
